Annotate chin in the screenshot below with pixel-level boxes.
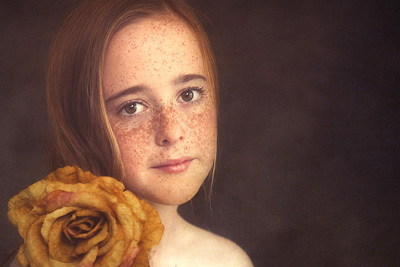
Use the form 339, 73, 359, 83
125, 180, 203, 206
123, 164, 211, 206
143, 186, 201, 206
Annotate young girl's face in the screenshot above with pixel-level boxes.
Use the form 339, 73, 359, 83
102, 14, 217, 205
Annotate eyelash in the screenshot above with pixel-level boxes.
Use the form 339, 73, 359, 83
117, 86, 206, 117
177, 86, 205, 103
118, 100, 147, 116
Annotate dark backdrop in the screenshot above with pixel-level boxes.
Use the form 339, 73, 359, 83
1, 0, 399, 266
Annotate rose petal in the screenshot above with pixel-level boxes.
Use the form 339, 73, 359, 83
92, 176, 125, 195
44, 178, 123, 207
123, 191, 146, 221
16, 244, 29, 267
74, 221, 109, 256
133, 200, 164, 267
67, 215, 103, 239
120, 246, 140, 267
96, 227, 125, 266
76, 245, 99, 267
45, 166, 97, 184
16, 212, 40, 241
114, 202, 139, 247
40, 190, 117, 213
60, 210, 104, 242
36, 190, 80, 213
62, 215, 75, 243
25, 217, 51, 267
41, 207, 78, 243
8, 180, 48, 237
48, 258, 77, 267
48, 216, 75, 262
74, 209, 103, 218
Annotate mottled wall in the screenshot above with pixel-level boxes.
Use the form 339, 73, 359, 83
1, 0, 399, 266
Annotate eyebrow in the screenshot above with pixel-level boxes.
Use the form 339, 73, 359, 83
105, 85, 144, 104
174, 74, 207, 84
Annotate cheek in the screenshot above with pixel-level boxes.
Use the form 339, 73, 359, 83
185, 105, 217, 155
111, 120, 153, 168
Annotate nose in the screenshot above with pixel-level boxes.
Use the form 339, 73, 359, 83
154, 107, 184, 146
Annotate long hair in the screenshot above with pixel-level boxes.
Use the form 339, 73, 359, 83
46, 0, 218, 180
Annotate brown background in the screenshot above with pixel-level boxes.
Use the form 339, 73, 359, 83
1, 0, 399, 266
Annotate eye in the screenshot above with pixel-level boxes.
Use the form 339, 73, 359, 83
178, 87, 204, 103
119, 101, 146, 116
181, 90, 194, 101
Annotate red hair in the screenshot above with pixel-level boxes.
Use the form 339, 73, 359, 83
46, 0, 218, 179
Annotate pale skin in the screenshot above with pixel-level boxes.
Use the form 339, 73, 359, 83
102, 14, 253, 267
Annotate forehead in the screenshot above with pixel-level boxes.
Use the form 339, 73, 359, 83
102, 14, 206, 96
113, 14, 197, 46
104, 14, 204, 77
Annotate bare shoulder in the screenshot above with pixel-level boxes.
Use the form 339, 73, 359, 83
184, 223, 253, 267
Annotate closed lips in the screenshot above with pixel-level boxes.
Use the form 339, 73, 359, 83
151, 157, 194, 174
152, 157, 193, 167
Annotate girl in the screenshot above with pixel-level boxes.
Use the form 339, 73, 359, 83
11, 0, 252, 266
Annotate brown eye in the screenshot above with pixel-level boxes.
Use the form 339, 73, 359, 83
120, 102, 146, 116
178, 87, 204, 103
124, 103, 137, 114
181, 90, 194, 102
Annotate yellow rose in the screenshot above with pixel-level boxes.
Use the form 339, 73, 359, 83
8, 166, 164, 267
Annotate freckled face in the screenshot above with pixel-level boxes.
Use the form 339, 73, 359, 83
102, 15, 217, 205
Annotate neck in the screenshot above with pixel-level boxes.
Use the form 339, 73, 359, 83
147, 202, 183, 245
146, 202, 188, 264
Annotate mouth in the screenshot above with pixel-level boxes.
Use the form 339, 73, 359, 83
151, 157, 194, 174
